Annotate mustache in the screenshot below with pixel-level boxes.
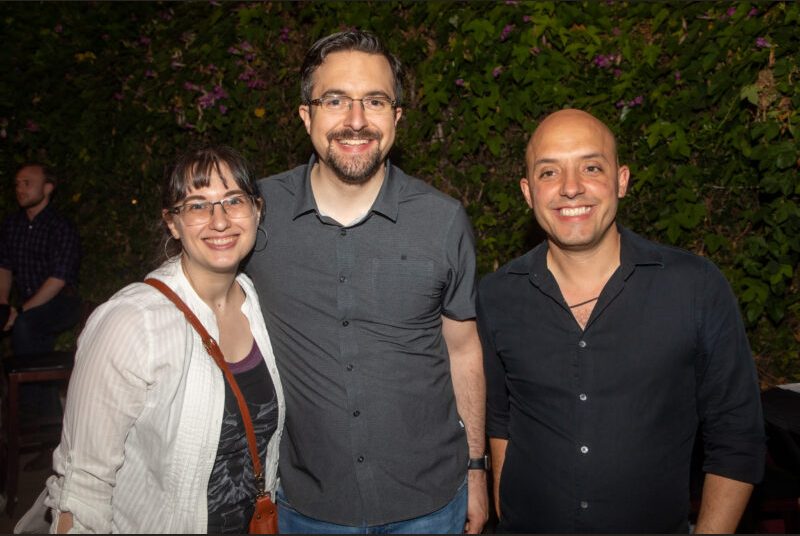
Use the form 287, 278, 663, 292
327, 128, 381, 142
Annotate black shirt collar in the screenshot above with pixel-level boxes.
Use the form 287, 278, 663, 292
508, 224, 665, 285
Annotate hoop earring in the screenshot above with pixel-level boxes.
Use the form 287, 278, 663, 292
254, 227, 268, 253
164, 236, 180, 260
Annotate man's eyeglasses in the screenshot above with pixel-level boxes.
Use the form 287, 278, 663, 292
168, 194, 256, 226
308, 95, 397, 115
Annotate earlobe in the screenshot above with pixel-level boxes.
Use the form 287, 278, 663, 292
617, 165, 630, 198
163, 211, 181, 240
520, 178, 534, 209
299, 105, 312, 134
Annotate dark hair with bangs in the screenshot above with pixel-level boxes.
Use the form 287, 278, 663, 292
160, 145, 262, 259
300, 30, 404, 106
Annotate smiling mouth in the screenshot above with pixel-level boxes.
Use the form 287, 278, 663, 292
558, 206, 592, 216
337, 139, 371, 146
204, 236, 237, 247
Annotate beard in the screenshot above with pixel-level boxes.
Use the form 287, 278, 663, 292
324, 128, 384, 185
17, 192, 46, 209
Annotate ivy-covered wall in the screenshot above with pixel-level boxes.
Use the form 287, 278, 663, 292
1, 2, 798, 383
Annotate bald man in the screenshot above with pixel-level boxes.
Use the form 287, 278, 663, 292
477, 109, 765, 533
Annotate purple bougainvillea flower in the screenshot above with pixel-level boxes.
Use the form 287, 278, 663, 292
531, 47, 541, 55
492, 66, 502, 78
594, 55, 612, 69
755, 37, 770, 48
522, 15, 531, 23
144, 69, 156, 79
505, 0, 519, 5
247, 79, 268, 90
139, 36, 151, 46
630, 95, 644, 107
227, 46, 239, 55
674, 70, 681, 81
747, 8, 758, 17
726, 6, 736, 17
612, 27, 621, 36
25, 120, 40, 132
500, 24, 514, 42
613, 68, 622, 78
113, 92, 124, 101
280, 27, 290, 43
455, 78, 465, 87
615, 100, 625, 109
183, 82, 200, 92
219, 104, 227, 114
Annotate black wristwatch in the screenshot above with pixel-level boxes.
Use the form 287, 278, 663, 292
467, 455, 491, 471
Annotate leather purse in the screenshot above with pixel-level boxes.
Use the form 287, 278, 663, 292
145, 278, 279, 534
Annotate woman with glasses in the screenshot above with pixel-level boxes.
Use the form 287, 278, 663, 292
42, 146, 284, 533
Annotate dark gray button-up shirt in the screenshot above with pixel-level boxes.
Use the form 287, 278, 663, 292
247, 157, 476, 525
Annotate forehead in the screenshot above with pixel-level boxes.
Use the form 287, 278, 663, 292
15, 165, 45, 182
527, 113, 616, 164
311, 51, 394, 97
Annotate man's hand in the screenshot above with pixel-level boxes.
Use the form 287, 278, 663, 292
3, 305, 17, 331
464, 469, 489, 534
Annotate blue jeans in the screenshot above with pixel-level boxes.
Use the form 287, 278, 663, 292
277, 479, 468, 534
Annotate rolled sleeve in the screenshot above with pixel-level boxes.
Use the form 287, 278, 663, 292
696, 261, 766, 483
47, 299, 151, 532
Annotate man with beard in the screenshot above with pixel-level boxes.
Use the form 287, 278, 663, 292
1, 163, 81, 442
247, 31, 488, 534
477, 109, 765, 533
1, 163, 81, 355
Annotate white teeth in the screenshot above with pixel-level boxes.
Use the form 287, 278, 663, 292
560, 206, 591, 216
339, 139, 369, 145
206, 237, 235, 246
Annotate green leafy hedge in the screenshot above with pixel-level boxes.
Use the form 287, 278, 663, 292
1, 2, 797, 383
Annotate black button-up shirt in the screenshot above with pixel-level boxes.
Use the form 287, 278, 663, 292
0, 204, 80, 301
247, 157, 476, 525
478, 227, 765, 533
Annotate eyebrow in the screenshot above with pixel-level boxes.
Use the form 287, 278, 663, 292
182, 189, 246, 202
533, 153, 609, 166
319, 89, 393, 99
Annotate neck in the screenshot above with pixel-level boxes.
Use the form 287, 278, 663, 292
310, 161, 385, 225
546, 226, 622, 294
25, 198, 49, 221
180, 256, 240, 312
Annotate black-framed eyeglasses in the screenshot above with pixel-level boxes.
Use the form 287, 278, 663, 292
308, 95, 397, 114
167, 194, 256, 226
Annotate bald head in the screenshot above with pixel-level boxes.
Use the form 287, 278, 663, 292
526, 109, 619, 176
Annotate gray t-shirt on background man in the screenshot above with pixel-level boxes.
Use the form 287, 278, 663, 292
247, 156, 476, 526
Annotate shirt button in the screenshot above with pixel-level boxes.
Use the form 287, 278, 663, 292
340, 229, 347, 236
580, 445, 589, 454
580, 501, 589, 509
578, 340, 587, 348
353, 410, 360, 417
342, 320, 349, 327
579, 393, 588, 401
339, 275, 347, 283
357, 455, 365, 463
346, 363, 354, 371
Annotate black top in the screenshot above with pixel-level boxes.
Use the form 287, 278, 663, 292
247, 156, 476, 525
0, 204, 80, 301
207, 341, 277, 534
477, 226, 765, 533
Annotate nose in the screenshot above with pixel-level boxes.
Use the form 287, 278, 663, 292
343, 100, 368, 131
208, 201, 232, 231
560, 167, 585, 198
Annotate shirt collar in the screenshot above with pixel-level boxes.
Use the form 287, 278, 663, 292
291, 154, 400, 223
507, 224, 665, 285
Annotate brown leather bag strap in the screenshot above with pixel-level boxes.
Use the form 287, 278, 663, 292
144, 278, 264, 483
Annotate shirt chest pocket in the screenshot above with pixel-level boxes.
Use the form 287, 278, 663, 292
369, 258, 438, 322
